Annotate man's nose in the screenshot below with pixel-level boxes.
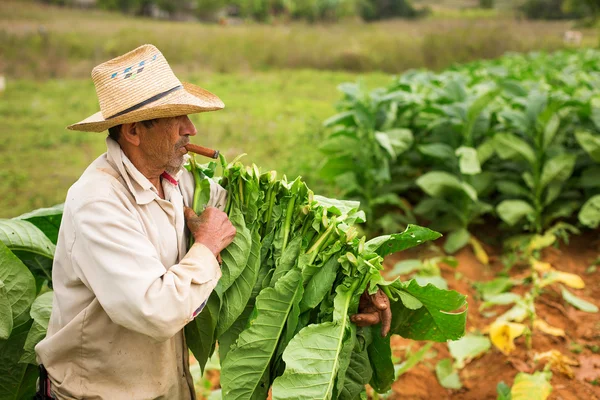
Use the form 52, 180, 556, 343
180, 115, 197, 137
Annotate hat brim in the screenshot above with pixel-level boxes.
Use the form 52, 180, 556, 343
67, 82, 224, 132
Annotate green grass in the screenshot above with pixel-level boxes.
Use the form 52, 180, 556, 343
0, 70, 391, 218
1, 1, 595, 79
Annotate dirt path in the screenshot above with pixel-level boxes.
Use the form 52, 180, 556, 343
387, 233, 600, 400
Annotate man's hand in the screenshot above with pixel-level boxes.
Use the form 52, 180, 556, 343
184, 206, 236, 258
350, 288, 392, 337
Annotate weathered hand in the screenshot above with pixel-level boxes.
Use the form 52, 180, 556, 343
350, 288, 392, 337
184, 206, 236, 258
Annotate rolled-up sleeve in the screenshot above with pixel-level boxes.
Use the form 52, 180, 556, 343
70, 196, 221, 342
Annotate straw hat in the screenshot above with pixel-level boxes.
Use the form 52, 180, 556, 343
68, 44, 224, 132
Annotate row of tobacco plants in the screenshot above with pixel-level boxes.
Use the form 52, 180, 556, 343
321, 48, 600, 396
0, 154, 468, 399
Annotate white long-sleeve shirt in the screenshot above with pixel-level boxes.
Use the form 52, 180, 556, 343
35, 137, 226, 399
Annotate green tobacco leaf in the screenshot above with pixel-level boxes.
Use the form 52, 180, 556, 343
456, 146, 481, 175
318, 135, 360, 155
270, 235, 302, 286
218, 207, 252, 292
389, 259, 422, 276
496, 181, 531, 199
414, 276, 448, 290
375, 131, 397, 159
525, 90, 547, 129
221, 269, 303, 400
185, 293, 220, 375
389, 280, 467, 341
219, 301, 254, 363
15, 204, 64, 244
339, 345, 372, 400
448, 334, 491, 369
497, 382, 512, 400
320, 155, 356, 181
395, 342, 433, 378
0, 219, 55, 286
367, 330, 394, 393
0, 280, 12, 340
217, 229, 261, 337
300, 256, 338, 312
511, 371, 552, 400
575, 130, 600, 162
477, 139, 495, 165
435, 358, 462, 389
494, 133, 535, 165
271, 278, 358, 400
474, 277, 514, 297
443, 228, 470, 254
464, 89, 498, 141
323, 111, 355, 127
561, 287, 598, 313
496, 200, 534, 226
542, 114, 560, 150
0, 321, 37, 400
364, 225, 441, 257
0, 219, 55, 259
20, 291, 53, 364
417, 143, 456, 164
480, 293, 521, 310
540, 154, 577, 190
579, 195, 600, 228
19, 322, 45, 365
312, 195, 362, 218
385, 129, 413, 154
416, 171, 477, 201
0, 242, 36, 329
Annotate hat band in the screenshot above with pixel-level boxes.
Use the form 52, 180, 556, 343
106, 85, 183, 119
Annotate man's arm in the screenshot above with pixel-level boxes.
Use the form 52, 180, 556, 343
70, 196, 233, 342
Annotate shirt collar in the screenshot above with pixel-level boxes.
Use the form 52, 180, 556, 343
106, 137, 184, 205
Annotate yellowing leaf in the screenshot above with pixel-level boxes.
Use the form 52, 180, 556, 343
511, 371, 552, 400
534, 350, 578, 378
527, 232, 556, 253
531, 259, 552, 272
469, 236, 489, 265
533, 319, 565, 337
540, 271, 585, 289
489, 320, 527, 355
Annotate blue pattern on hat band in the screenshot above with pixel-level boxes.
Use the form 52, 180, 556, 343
108, 54, 157, 80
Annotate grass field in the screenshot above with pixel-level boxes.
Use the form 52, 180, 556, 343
1, 1, 596, 79
0, 70, 390, 218
0, 0, 596, 217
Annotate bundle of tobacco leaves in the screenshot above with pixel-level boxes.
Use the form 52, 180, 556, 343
184, 156, 467, 400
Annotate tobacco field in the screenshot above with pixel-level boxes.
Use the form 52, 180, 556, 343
1, 48, 599, 399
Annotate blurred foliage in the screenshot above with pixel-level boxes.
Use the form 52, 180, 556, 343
322, 49, 600, 247
40, 0, 425, 22
479, 0, 494, 9
519, 0, 598, 21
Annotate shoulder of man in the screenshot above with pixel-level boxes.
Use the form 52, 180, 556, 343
66, 155, 134, 212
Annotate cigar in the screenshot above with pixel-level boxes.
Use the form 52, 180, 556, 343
185, 144, 220, 159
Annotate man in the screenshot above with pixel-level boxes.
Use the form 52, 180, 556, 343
36, 44, 389, 399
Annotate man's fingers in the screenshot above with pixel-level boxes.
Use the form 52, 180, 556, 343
371, 290, 389, 311
350, 312, 380, 327
380, 305, 392, 337
183, 206, 197, 219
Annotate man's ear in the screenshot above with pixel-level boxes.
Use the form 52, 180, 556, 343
120, 122, 141, 147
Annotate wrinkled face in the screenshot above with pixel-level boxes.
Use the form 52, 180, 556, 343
138, 115, 197, 173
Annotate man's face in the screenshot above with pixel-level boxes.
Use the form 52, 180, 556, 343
138, 115, 197, 174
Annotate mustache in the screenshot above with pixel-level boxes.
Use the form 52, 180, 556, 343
176, 138, 190, 148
